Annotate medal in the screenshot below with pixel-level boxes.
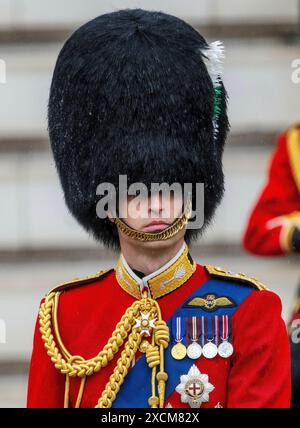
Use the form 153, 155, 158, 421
187, 342, 202, 359
202, 341, 218, 359
218, 341, 233, 358
175, 364, 215, 408
201, 316, 218, 359
171, 341, 187, 360
171, 317, 187, 360
218, 315, 233, 358
187, 316, 202, 359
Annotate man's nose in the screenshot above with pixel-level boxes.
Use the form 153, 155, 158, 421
148, 193, 163, 216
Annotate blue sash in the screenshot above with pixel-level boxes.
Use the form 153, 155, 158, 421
113, 278, 254, 408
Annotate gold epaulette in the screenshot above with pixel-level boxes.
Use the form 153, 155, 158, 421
48, 268, 114, 294
283, 122, 300, 134
286, 126, 300, 195
204, 265, 269, 291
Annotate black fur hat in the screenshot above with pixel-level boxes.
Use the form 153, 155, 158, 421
48, 8, 229, 251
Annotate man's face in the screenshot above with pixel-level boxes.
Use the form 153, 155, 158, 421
110, 191, 187, 250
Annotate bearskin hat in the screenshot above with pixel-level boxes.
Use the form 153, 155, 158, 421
48, 8, 229, 251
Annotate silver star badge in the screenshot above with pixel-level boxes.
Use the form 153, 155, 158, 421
175, 364, 214, 408
133, 311, 156, 336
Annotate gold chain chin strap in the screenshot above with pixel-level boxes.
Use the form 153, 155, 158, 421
113, 198, 192, 241
39, 290, 170, 408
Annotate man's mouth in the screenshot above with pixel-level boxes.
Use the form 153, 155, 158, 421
143, 221, 170, 232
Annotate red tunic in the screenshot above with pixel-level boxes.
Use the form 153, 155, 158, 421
243, 125, 300, 255
27, 264, 291, 408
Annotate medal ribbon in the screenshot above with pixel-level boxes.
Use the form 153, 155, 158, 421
172, 316, 185, 342
185, 316, 199, 346
185, 317, 191, 346
192, 316, 199, 342
206, 316, 214, 342
221, 314, 229, 341
213, 315, 220, 346
201, 315, 206, 347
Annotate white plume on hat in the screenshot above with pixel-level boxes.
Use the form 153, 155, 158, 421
202, 40, 225, 87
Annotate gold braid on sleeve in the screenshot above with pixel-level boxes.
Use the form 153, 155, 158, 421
39, 290, 170, 408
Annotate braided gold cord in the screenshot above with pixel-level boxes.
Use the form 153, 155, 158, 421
95, 329, 142, 408
95, 296, 171, 408
39, 291, 141, 377
39, 289, 170, 408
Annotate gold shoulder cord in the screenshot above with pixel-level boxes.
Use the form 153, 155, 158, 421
39, 284, 170, 408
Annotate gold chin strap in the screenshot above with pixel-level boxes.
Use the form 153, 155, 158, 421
113, 198, 192, 241
39, 289, 170, 408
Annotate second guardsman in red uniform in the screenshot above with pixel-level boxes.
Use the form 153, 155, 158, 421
27, 9, 291, 408
243, 124, 300, 255
244, 124, 300, 407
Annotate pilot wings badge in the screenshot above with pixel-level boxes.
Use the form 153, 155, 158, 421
184, 293, 236, 312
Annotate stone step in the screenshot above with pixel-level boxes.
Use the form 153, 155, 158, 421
0, 23, 298, 45
0, 39, 299, 139
0, 143, 274, 250
1, 0, 298, 31
0, 131, 279, 154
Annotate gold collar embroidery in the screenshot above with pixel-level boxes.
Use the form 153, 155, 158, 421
115, 242, 196, 299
